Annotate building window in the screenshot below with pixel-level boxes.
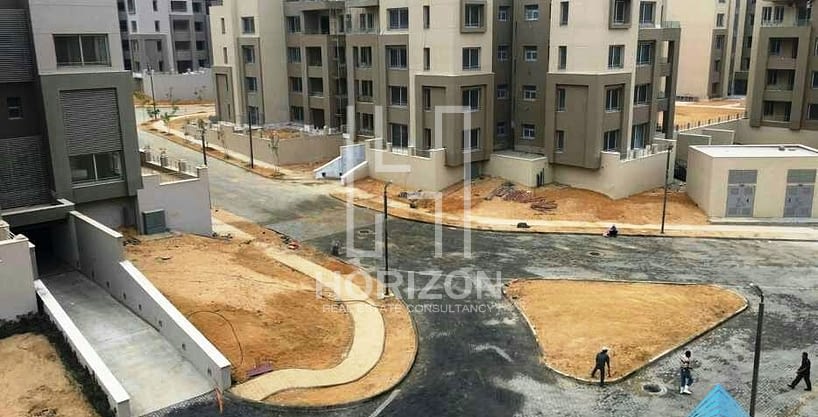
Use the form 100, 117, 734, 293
634, 83, 651, 104
423, 5, 430, 29
170, 1, 187, 12
603, 130, 620, 151
555, 130, 565, 152
222, 47, 228, 64
389, 123, 409, 148
246, 77, 258, 92
359, 47, 373, 67
152, 0, 157, 11
126, 0, 135, 13
639, 1, 655, 25
812, 72, 818, 88
605, 87, 622, 111
808, 104, 818, 120
424, 47, 430, 70
131, 21, 138, 32
716, 13, 725, 28
774, 6, 784, 23
359, 13, 374, 31
713, 59, 721, 72
423, 87, 432, 110
359, 80, 374, 101
497, 44, 509, 61
192, 2, 201, 12
389, 86, 408, 107
745, 36, 753, 49
558, 46, 567, 69
462, 47, 480, 70
242, 46, 255, 63
462, 87, 480, 111
524, 4, 540, 21
155, 21, 160, 32
612, 0, 628, 23
70, 152, 122, 184
291, 106, 304, 122
54, 34, 111, 67
242, 17, 255, 34
521, 124, 536, 140
715, 35, 725, 50
6, 97, 22, 119
220, 18, 226, 34
388, 8, 409, 30
608, 45, 624, 68
560, 1, 569, 25
761, 6, 772, 23
174, 41, 191, 51
556, 87, 566, 111
523, 85, 537, 101
498, 6, 510, 22
359, 113, 374, 134
387, 46, 408, 69
524, 46, 538, 62
497, 84, 509, 99
769, 39, 782, 56
465, 4, 484, 28
636, 42, 653, 65
632, 123, 648, 148
290, 77, 303, 93
194, 22, 204, 32
423, 128, 432, 148
463, 128, 480, 150
497, 122, 507, 137
306, 47, 322, 66
287, 16, 301, 33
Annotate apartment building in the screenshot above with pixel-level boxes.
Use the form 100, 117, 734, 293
212, 0, 678, 188
668, 0, 755, 100
747, 0, 818, 131
118, 0, 214, 72
0, 0, 142, 231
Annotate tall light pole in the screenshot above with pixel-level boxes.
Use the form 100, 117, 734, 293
197, 119, 208, 166
148, 66, 157, 119
660, 143, 674, 234
382, 181, 392, 297
244, 86, 255, 169
748, 283, 765, 417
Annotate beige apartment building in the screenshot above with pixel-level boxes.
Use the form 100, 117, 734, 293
668, 0, 755, 100
746, 0, 818, 131
211, 0, 680, 193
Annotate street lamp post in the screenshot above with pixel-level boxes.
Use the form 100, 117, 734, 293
148, 66, 158, 119
197, 119, 208, 166
382, 181, 392, 297
748, 283, 765, 417
660, 143, 675, 234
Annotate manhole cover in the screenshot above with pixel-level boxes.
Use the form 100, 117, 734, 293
587, 251, 602, 257
642, 383, 667, 396
356, 228, 374, 236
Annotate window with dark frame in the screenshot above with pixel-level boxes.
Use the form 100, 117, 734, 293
555, 130, 565, 152
388, 8, 409, 30
7, 97, 22, 119
462, 47, 480, 70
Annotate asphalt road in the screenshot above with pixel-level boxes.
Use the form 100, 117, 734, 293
139, 116, 818, 417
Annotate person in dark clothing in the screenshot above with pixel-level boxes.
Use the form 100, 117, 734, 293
788, 352, 812, 391
591, 348, 611, 387
604, 225, 618, 238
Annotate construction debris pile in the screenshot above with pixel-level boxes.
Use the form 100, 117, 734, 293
486, 182, 558, 213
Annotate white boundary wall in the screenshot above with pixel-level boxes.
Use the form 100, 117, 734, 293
137, 167, 213, 236
0, 231, 37, 321
35, 280, 131, 417
314, 143, 366, 179
484, 152, 551, 187
60, 211, 232, 390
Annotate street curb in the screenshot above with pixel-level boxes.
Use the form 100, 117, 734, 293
504, 278, 749, 386
330, 193, 818, 243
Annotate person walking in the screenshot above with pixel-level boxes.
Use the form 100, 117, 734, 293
680, 350, 693, 395
591, 348, 612, 387
788, 352, 812, 391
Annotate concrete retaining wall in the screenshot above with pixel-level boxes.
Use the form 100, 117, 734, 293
0, 231, 37, 321
140, 70, 214, 102
65, 211, 231, 390
315, 143, 366, 179
484, 152, 551, 187
35, 280, 131, 417
186, 124, 344, 166
554, 147, 676, 199
341, 161, 370, 186
365, 143, 465, 191
137, 167, 213, 236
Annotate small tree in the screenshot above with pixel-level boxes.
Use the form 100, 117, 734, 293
216, 126, 229, 159
159, 89, 179, 134
267, 132, 281, 174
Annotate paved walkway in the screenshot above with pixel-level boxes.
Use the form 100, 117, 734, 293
41, 272, 212, 416
216, 220, 386, 402
335, 189, 818, 241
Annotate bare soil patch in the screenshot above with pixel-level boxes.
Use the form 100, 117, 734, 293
505, 280, 746, 381
0, 333, 98, 417
354, 177, 708, 225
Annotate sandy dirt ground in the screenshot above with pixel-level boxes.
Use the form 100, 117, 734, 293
0, 333, 97, 417
674, 99, 745, 128
353, 177, 708, 225
505, 280, 746, 382
126, 210, 417, 406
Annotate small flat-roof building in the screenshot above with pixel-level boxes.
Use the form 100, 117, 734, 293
687, 145, 818, 219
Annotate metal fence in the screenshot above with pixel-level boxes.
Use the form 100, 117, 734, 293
140, 148, 199, 177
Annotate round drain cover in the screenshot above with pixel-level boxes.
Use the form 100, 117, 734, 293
642, 383, 667, 396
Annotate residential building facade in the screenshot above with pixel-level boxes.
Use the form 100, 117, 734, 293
118, 0, 214, 72
747, 0, 818, 131
211, 0, 678, 185
0, 0, 142, 230
668, 0, 755, 100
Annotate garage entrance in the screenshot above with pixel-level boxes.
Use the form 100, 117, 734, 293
784, 169, 816, 218
726, 170, 757, 217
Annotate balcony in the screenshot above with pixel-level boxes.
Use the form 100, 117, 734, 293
767, 55, 797, 70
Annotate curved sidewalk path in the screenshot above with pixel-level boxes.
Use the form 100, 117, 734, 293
334, 188, 818, 241
215, 221, 386, 401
